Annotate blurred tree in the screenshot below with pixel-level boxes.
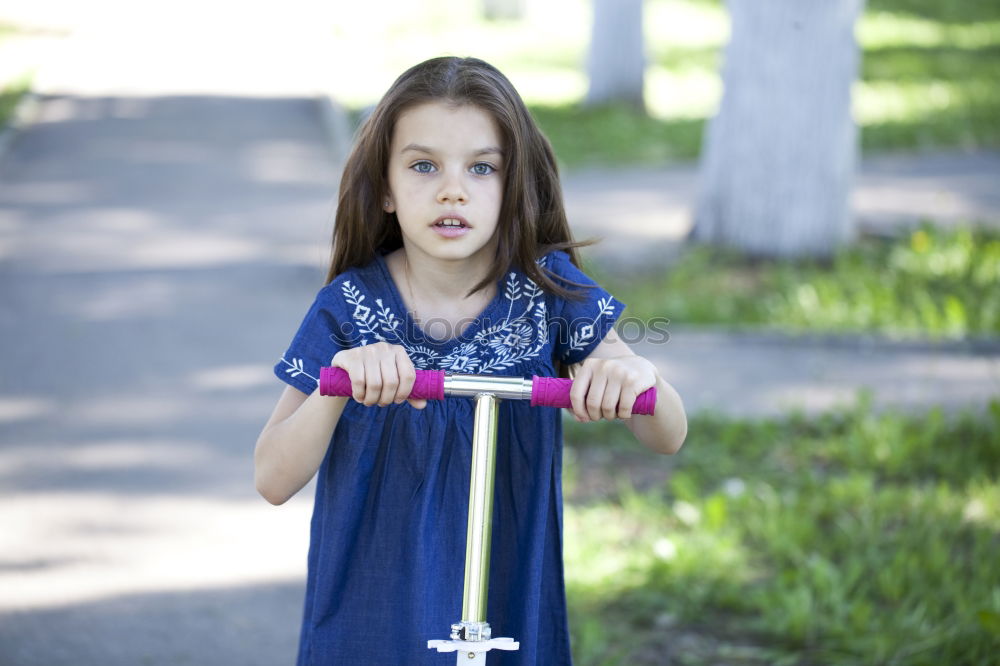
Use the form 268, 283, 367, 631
585, 0, 645, 111
482, 0, 526, 21
692, 0, 865, 258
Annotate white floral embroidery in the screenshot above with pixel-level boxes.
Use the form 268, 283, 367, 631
407, 344, 441, 370
342, 280, 385, 344
493, 321, 533, 353
375, 298, 401, 336
562, 295, 617, 360
502, 272, 521, 322
279, 356, 318, 384
340, 257, 556, 373
476, 303, 548, 373
442, 342, 481, 373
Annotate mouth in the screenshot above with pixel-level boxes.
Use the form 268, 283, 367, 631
432, 215, 470, 229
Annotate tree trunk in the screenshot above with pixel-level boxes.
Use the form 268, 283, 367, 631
692, 0, 865, 258
585, 0, 645, 111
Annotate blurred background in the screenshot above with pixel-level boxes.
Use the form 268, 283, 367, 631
1, 0, 998, 664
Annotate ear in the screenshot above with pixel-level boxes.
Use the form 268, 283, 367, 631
383, 196, 395, 214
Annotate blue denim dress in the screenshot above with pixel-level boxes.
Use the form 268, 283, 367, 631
274, 250, 624, 665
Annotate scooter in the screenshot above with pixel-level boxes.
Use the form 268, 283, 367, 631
320, 367, 656, 664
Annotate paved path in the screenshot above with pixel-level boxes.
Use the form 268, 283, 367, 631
0, 94, 326, 666
1, 17, 999, 665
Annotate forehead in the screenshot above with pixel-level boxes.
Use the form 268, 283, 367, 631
391, 102, 502, 152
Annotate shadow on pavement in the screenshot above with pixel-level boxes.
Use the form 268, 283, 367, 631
0, 580, 305, 666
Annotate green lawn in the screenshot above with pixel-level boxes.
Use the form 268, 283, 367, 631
563, 398, 1000, 665
566, 220, 1000, 663
593, 224, 1000, 341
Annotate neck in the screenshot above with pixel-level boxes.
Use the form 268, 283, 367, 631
403, 249, 495, 304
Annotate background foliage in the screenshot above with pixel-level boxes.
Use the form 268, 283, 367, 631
595, 224, 1000, 340
563, 399, 1000, 665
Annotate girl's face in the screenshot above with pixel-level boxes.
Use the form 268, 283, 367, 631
385, 101, 504, 268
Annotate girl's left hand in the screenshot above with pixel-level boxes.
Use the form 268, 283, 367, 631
568, 355, 659, 422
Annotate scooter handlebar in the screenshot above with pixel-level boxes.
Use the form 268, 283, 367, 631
529, 375, 656, 415
319, 367, 655, 415
320, 366, 445, 401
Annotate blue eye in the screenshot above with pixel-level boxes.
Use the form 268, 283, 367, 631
411, 161, 435, 174
471, 163, 495, 176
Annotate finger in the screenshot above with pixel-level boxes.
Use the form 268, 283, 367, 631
345, 361, 366, 403
377, 354, 399, 406
362, 355, 383, 406
331, 351, 364, 402
600, 378, 623, 421
617, 386, 639, 420
395, 352, 416, 404
585, 371, 608, 422
569, 364, 592, 422
407, 398, 427, 409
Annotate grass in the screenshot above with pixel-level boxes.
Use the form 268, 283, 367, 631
593, 224, 1000, 341
0, 23, 33, 129
0, 74, 31, 129
865, 0, 1000, 24
561, 397, 1000, 665
530, 104, 704, 166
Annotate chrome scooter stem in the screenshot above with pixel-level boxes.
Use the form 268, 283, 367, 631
428, 387, 520, 663
462, 393, 499, 629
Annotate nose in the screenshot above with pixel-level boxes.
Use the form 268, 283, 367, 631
436, 172, 467, 205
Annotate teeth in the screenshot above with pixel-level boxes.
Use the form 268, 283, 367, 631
439, 219, 463, 227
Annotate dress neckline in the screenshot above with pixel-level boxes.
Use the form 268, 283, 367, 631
373, 252, 506, 347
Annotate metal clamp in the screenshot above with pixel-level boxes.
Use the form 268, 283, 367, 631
450, 621, 491, 642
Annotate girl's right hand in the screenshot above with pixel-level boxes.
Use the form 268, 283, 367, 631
331, 342, 427, 409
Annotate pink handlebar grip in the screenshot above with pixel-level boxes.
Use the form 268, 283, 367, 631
319, 367, 445, 400
530, 376, 656, 415
319, 367, 655, 414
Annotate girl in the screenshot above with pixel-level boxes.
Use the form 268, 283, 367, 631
255, 56, 686, 665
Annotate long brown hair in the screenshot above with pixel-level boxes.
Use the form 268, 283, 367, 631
325, 56, 593, 299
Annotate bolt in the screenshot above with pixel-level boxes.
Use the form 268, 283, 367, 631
467, 652, 476, 659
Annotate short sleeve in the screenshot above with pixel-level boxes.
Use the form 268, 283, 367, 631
273, 283, 349, 395
546, 251, 626, 365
